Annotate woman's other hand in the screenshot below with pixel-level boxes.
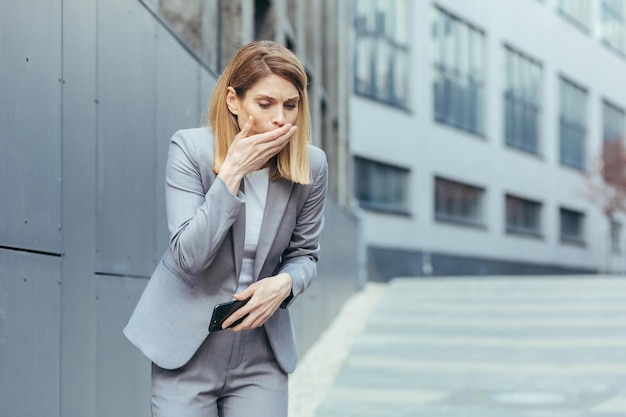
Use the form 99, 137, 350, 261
222, 273, 293, 331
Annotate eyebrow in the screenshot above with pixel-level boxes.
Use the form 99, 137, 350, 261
254, 94, 300, 102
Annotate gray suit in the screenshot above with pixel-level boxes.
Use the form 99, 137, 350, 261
124, 127, 328, 374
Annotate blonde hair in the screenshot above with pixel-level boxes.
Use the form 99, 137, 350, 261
208, 40, 311, 184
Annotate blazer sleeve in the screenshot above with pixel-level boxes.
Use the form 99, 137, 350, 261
279, 148, 329, 308
165, 130, 245, 275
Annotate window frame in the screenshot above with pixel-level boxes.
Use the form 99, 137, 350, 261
603, 99, 626, 143
557, 0, 591, 32
505, 194, 543, 238
503, 45, 543, 155
559, 76, 588, 170
353, 0, 411, 109
138, 0, 221, 74
600, 0, 626, 55
432, 6, 486, 136
434, 176, 486, 228
611, 219, 622, 254
559, 207, 586, 245
354, 156, 411, 215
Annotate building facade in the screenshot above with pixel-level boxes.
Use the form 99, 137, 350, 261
350, 0, 626, 281
0, 1, 358, 416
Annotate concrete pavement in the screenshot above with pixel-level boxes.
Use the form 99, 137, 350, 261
311, 276, 626, 417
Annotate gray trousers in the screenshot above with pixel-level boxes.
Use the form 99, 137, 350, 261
151, 326, 288, 417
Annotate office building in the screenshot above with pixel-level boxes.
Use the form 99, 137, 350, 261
350, 0, 626, 280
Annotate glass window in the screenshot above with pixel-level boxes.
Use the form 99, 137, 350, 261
143, 0, 220, 71
355, 157, 410, 214
603, 100, 625, 143
560, 207, 586, 244
504, 47, 542, 154
603, 101, 626, 186
611, 220, 622, 254
435, 177, 485, 227
559, 77, 588, 170
601, 0, 626, 53
558, 0, 590, 29
432, 7, 485, 135
353, 0, 410, 108
505, 195, 543, 237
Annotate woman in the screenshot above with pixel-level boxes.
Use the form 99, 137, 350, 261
124, 40, 328, 417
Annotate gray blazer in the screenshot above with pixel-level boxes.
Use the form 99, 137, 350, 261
123, 127, 328, 373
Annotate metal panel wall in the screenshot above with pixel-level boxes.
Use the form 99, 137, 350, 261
0, 2, 361, 417
198, 66, 215, 126
153, 25, 209, 260
95, 275, 151, 417
59, 0, 98, 415
0, 0, 63, 254
95, 0, 158, 276
93, 15, 219, 416
0, 250, 61, 417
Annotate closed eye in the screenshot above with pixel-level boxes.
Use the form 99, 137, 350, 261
285, 99, 299, 109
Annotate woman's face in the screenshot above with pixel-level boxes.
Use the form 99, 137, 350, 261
227, 74, 300, 135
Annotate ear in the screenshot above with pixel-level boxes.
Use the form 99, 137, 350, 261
226, 86, 239, 115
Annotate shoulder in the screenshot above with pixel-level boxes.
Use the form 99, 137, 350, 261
171, 127, 215, 157
307, 144, 326, 163
167, 128, 217, 185
307, 145, 328, 181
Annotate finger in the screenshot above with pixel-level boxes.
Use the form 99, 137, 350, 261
221, 312, 235, 329
274, 125, 297, 145
225, 298, 271, 331
276, 125, 297, 140
238, 115, 254, 138
282, 125, 298, 142
233, 289, 252, 301
222, 308, 248, 329
226, 311, 256, 332
260, 126, 297, 157
229, 315, 260, 332
255, 126, 297, 156
253, 123, 294, 144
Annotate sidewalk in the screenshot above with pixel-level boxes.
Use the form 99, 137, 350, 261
290, 276, 626, 417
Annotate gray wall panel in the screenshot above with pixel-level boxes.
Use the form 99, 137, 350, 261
96, 0, 157, 276
95, 275, 151, 417
0, 0, 62, 253
198, 67, 216, 127
153, 26, 207, 260
291, 197, 360, 353
0, 250, 61, 417
60, 0, 98, 414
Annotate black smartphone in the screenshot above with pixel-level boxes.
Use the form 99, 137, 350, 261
208, 297, 251, 332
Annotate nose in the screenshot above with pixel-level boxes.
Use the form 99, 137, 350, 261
272, 109, 286, 127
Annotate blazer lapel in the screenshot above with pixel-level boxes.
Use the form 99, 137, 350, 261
253, 178, 294, 279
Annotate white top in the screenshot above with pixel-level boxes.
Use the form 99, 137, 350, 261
237, 168, 270, 293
